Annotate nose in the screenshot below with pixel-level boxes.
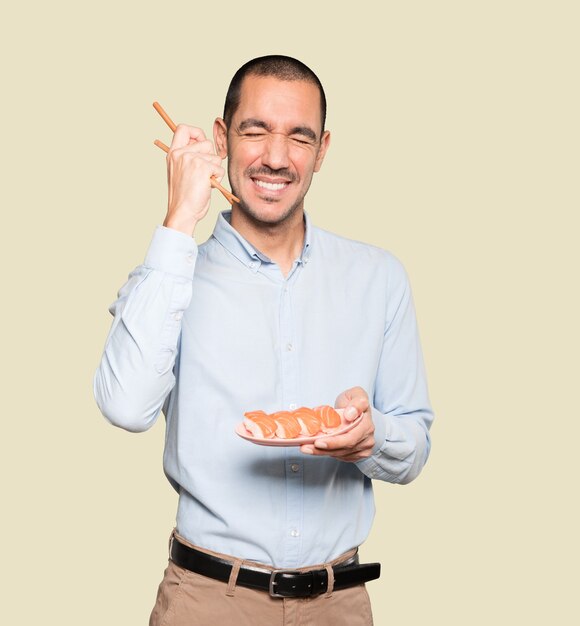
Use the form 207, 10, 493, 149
261, 134, 290, 170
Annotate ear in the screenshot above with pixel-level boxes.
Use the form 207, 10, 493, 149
213, 118, 228, 158
313, 130, 331, 173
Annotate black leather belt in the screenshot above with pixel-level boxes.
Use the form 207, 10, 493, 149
171, 538, 381, 598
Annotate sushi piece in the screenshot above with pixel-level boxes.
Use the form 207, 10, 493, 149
293, 406, 321, 436
314, 405, 342, 433
271, 411, 302, 439
243, 411, 277, 439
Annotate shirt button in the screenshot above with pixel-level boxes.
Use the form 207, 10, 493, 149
290, 529, 300, 537
286, 343, 294, 352
249, 261, 256, 268
173, 312, 183, 321
289, 403, 297, 410
290, 464, 300, 473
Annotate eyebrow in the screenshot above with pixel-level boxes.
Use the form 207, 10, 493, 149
237, 118, 318, 142
289, 126, 317, 142
238, 118, 271, 132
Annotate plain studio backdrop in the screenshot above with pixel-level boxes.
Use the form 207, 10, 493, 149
1, 1, 578, 624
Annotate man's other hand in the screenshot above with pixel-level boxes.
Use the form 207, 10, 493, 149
163, 125, 225, 236
300, 386, 375, 462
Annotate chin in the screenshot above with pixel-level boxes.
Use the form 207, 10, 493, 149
236, 197, 303, 226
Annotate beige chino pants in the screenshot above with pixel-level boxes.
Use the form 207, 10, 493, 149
149, 532, 374, 626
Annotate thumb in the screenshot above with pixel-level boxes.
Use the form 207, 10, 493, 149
343, 406, 359, 422
334, 392, 358, 421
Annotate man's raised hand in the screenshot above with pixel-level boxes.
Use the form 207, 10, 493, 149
163, 125, 225, 236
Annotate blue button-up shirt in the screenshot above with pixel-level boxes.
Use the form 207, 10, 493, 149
94, 211, 433, 567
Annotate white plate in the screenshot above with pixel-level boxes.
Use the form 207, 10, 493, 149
235, 409, 362, 447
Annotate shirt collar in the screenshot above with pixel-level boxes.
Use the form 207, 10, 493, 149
211, 211, 312, 270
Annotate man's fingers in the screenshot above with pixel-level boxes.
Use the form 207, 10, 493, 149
167, 149, 223, 186
210, 165, 226, 184
335, 386, 370, 422
300, 432, 359, 455
168, 149, 222, 166
169, 140, 216, 159
170, 124, 208, 150
299, 408, 375, 462
314, 424, 369, 452
343, 406, 359, 421
301, 436, 373, 460
301, 419, 370, 452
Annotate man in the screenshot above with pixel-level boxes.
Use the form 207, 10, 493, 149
94, 55, 433, 626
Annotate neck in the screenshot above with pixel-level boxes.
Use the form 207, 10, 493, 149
230, 206, 305, 276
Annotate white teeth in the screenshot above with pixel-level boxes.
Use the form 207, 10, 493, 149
254, 179, 288, 191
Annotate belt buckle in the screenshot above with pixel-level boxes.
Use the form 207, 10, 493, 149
269, 569, 303, 598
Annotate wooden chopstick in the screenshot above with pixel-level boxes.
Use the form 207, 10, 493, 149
153, 101, 177, 132
154, 139, 170, 153
152, 101, 239, 205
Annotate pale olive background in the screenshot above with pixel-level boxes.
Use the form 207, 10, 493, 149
1, 1, 578, 624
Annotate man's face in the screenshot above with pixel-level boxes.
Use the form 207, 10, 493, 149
214, 75, 330, 226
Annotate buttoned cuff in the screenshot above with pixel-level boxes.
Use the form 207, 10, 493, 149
355, 407, 389, 476
144, 226, 198, 279
369, 407, 388, 456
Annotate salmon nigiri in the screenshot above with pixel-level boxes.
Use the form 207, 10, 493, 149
271, 411, 302, 439
293, 407, 321, 436
243, 410, 277, 439
314, 405, 342, 433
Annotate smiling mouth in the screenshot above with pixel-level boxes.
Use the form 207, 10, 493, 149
253, 179, 289, 191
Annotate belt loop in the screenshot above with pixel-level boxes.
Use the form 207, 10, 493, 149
226, 559, 243, 597
168, 528, 176, 557
324, 564, 335, 598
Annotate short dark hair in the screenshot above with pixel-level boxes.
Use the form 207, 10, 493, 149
223, 55, 327, 134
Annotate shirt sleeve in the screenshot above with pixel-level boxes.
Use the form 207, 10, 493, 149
356, 257, 434, 484
93, 226, 197, 432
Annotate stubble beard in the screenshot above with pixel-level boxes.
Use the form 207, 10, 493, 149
229, 165, 314, 228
